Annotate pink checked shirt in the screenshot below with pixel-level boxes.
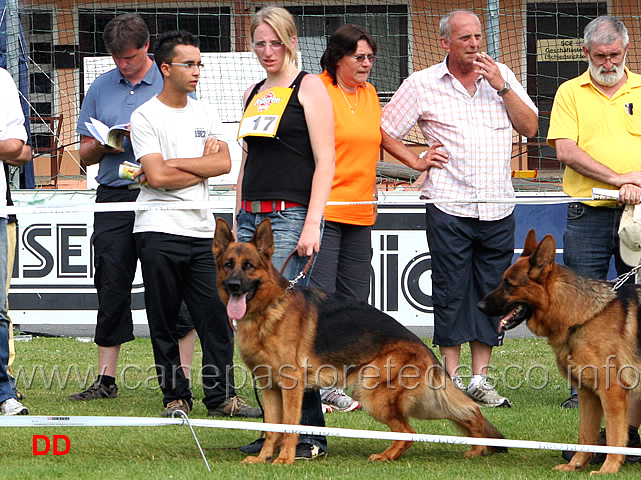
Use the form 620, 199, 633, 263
382, 58, 537, 221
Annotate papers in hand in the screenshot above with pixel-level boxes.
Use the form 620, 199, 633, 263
592, 187, 620, 201
118, 161, 144, 184
85, 117, 130, 150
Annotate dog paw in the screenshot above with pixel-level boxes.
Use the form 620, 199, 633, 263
463, 447, 487, 458
241, 456, 269, 464
553, 463, 580, 472
368, 453, 391, 462
592, 464, 622, 475
272, 456, 295, 465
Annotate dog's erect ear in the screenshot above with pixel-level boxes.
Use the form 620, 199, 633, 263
529, 234, 556, 279
521, 229, 538, 257
213, 218, 234, 260
253, 218, 275, 261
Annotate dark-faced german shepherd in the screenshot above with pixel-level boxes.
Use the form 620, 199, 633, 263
213, 218, 506, 465
479, 229, 641, 474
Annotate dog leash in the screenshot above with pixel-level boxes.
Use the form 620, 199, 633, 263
280, 250, 315, 290
611, 264, 641, 290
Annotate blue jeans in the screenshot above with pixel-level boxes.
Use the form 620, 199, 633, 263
236, 207, 327, 451
563, 203, 630, 280
563, 203, 630, 398
0, 218, 15, 403
237, 207, 319, 285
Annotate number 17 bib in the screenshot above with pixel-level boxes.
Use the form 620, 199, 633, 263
238, 86, 293, 139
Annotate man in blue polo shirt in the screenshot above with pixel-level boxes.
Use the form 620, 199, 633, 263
72, 13, 197, 400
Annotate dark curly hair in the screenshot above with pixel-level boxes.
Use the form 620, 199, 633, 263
320, 24, 376, 85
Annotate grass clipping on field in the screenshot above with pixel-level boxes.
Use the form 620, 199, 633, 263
1, 336, 638, 479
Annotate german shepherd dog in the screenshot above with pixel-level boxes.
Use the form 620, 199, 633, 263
478, 229, 641, 474
213, 218, 506, 465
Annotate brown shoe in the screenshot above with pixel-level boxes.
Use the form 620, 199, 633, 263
69, 382, 118, 401
162, 399, 191, 418
207, 395, 262, 418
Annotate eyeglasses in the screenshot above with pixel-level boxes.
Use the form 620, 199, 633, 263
253, 41, 285, 50
170, 62, 205, 70
588, 51, 625, 65
351, 54, 377, 62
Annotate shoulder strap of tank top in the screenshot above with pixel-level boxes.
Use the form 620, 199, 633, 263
244, 78, 267, 111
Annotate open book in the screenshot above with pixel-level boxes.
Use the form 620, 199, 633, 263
85, 117, 130, 150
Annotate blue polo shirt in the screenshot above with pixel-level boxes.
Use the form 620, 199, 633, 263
76, 62, 163, 187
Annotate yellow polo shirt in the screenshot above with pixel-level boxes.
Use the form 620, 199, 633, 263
547, 68, 641, 206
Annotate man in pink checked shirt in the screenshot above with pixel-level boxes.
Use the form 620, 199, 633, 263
381, 9, 537, 408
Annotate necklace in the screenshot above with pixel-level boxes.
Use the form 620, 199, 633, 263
264, 69, 295, 89
338, 84, 359, 115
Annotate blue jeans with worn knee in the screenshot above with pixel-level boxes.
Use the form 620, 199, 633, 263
0, 218, 15, 404
236, 207, 327, 451
563, 202, 630, 280
564, 203, 630, 398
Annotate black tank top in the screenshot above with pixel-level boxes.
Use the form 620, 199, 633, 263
242, 71, 315, 205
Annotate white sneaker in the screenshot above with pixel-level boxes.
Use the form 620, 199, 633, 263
1, 397, 29, 415
467, 378, 511, 408
320, 388, 361, 412
451, 376, 466, 392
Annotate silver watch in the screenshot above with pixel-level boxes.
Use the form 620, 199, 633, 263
497, 82, 511, 96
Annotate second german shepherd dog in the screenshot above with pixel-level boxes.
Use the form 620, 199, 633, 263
479, 229, 641, 474
213, 218, 506, 465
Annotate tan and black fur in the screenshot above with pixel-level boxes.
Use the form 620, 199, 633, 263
213, 218, 506, 465
479, 229, 641, 474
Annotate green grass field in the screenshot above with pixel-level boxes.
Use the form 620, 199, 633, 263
1, 335, 639, 479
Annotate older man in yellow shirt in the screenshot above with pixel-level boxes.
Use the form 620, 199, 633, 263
548, 14, 641, 463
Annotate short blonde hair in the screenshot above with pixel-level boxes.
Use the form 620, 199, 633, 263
250, 6, 298, 69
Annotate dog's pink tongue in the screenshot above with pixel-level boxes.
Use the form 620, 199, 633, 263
227, 293, 248, 321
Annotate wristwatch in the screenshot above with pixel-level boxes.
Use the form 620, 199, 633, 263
497, 82, 511, 96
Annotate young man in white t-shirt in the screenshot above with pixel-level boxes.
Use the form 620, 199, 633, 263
0, 68, 29, 416
130, 30, 260, 418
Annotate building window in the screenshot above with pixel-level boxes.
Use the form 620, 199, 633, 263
286, 5, 409, 97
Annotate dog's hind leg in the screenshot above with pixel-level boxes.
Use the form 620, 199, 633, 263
359, 385, 415, 462
367, 415, 416, 462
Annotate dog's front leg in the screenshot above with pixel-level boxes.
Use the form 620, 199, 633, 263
241, 388, 283, 464
553, 388, 602, 472
596, 385, 629, 474
271, 374, 305, 465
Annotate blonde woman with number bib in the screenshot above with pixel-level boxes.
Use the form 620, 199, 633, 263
235, 6, 334, 460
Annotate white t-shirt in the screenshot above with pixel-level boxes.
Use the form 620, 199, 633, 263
0, 69, 28, 218
130, 96, 222, 237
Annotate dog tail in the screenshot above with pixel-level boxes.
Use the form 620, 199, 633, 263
482, 416, 508, 453
418, 367, 508, 455
445, 389, 508, 454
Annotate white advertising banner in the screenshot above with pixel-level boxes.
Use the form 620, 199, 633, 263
7, 191, 435, 328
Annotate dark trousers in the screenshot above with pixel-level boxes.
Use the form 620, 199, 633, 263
93, 186, 139, 346
309, 221, 372, 302
426, 204, 515, 347
135, 231, 234, 408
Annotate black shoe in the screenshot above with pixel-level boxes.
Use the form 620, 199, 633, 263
562, 426, 641, 464
239, 437, 265, 454
295, 443, 327, 461
561, 393, 579, 409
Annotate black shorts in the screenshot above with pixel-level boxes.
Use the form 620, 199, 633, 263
425, 204, 514, 347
